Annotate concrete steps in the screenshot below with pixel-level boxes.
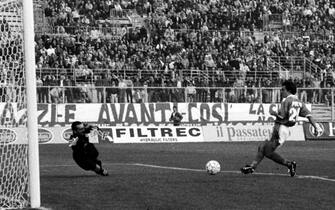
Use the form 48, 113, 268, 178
312, 104, 332, 121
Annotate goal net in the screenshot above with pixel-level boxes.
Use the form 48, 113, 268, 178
0, 0, 35, 208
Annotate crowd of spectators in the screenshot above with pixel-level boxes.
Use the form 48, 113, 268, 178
31, 0, 335, 103
42, 0, 335, 31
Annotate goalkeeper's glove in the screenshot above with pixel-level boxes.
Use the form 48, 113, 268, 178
68, 137, 78, 147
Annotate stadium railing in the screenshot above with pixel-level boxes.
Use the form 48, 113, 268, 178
32, 86, 334, 105
268, 56, 324, 81
35, 67, 307, 85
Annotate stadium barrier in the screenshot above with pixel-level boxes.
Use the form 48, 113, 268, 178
203, 123, 305, 142
0, 102, 312, 127
4, 122, 306, 144
0, 102, 311, 126
5, 102, 334, 143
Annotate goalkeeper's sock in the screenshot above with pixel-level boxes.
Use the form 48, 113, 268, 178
97, 160, 102, 168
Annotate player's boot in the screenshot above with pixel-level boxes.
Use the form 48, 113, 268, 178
240, 165, 255, 174
288, 161, 297, 177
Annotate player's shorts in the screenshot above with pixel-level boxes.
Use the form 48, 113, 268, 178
270, 123, 290, 146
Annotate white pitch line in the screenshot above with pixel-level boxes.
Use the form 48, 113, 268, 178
40, 163, 335, 183
296, 175, 335, 182
133, 163, 204, 172
131, 163, 335, 183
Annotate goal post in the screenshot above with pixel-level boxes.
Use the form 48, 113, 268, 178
23, 0, 41, 208
0, 0, 40, 208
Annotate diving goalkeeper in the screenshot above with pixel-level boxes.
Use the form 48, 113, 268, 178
69, 121, 108, 176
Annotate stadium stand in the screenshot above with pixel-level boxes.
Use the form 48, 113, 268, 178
29, 0, 334, 104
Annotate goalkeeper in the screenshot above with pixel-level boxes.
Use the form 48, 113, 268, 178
69, 121, 108, 176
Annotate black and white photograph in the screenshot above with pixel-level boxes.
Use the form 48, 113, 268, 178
0, 0, 334, 209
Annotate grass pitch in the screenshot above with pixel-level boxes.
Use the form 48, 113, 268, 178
39, 141, 335, 210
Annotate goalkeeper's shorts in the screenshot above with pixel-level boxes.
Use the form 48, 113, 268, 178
72, 144, 100, 171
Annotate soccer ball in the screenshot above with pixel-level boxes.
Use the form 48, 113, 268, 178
206, 160, 221, 175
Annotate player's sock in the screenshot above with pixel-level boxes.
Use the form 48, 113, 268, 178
251, 142, 267, 169
266, 152, 287, 166
262, 142, 287, 166
250, 161, 258, 169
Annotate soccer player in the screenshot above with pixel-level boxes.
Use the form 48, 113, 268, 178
69, 121, 108, 176
169, 105, 183, 126
241, 80, 322, 177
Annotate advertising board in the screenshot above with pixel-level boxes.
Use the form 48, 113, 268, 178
203, 122, 305, 142
303, 122, 335, 141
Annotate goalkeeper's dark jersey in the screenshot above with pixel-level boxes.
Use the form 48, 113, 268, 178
69, 134, 89, 151
275, 94, 311, 127
70, 124, 94, 151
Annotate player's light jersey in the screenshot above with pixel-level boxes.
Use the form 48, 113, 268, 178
275, 94, 311, 127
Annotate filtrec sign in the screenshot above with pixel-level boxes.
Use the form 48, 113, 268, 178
61, 126, 203, 143
111, 126, 203, 143
114, 127, 201, 138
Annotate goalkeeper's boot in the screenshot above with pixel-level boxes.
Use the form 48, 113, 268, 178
288, 161, 297, 177
240, 165, 255, 174
95, 166, 108, 176
100, 168, 109, 176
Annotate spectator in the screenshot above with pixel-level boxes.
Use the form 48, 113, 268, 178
64, 75, 75, 103
124, 77, 134, 103
110, 81, 119, 103
95, 74, 110, 103
50, 87, 62, 103
186, 80, 196, 102
36, 76, 44, 103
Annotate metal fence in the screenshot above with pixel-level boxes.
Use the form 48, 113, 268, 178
35, 67, 308, 86
30, 86, 333, 105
